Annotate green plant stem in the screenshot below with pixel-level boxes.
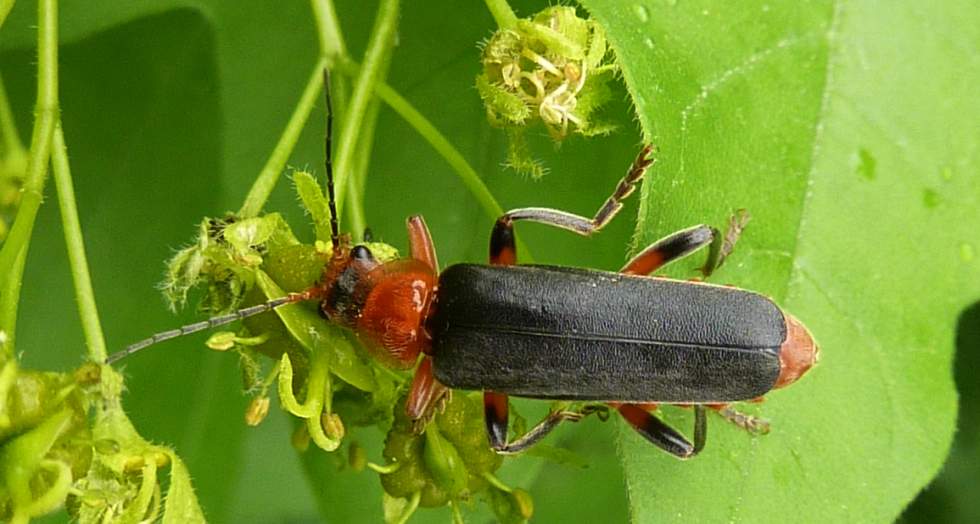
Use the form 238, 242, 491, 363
309, 0, 346, 60
309, 0, 385, 243
331, 0, 399, 217
369, 80, 506, 220
484, 0, 519, 29
337, 66, 533, 260
344, 173, 366, 242
0, 70, 27, 155
239, 0, 359, 222
351, 95, 381, 203
313, 0, 529, 258
345, 25, 395, 243
0, 249, 26, 356
238, 56, 327, 218
308, 0, 350, 140
0, 0, 15, 30
51, 122, 108, 362
0, 0, 58, 349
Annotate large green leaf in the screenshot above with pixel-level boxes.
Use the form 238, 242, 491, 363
579, 0, 979, 522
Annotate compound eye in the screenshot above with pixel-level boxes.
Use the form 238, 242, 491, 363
351, 245, 375, 262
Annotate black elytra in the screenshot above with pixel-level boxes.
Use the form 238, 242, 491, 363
429, 264, 784, 403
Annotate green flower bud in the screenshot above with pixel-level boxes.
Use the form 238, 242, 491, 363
321, 412, 346, 441
245, 396, 270, 426
422, 423, 469, 498
511, 488, 534, 520
487, 485, 535, 524
379, 392, 506, 509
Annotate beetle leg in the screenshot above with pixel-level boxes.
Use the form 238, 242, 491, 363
620, 225, 714, 275
711, 404, 770, 435
615, 403, 707, 458
485, 393, 595, 454
406, 357, 450, 432
489, 145, 655, 263
404, 215, 448, 431
407, 215, 439, 271
700, 209, 751, 277
484, 391, 510, 449
489, 221, 518, 265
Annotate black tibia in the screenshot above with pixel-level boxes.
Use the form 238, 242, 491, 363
618, 404, 707, 458
489, 218, 517, 265
621, 225, 714, 276
485, 395, 602, 455
484, 391, 509, 450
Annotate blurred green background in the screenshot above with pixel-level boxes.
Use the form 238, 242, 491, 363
1, 0, 977, 522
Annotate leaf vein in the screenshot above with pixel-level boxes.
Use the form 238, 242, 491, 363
678, 33, 816, 177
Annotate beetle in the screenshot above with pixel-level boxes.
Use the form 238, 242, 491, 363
109, 70, 818, 458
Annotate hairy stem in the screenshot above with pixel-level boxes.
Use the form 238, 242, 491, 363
51, 123, 108, 362
331, 0, 399, 217
0, 0, 58, 350
484, 0, 519, 29
238, 56, 328, 218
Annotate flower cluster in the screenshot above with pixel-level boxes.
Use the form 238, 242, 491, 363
477, 6, 618, 178
0, 358, 205, 522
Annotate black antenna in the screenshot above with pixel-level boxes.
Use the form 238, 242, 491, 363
105, 290, 318, 364
324, 68, 341, 250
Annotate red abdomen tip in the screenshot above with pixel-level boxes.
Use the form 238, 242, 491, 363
774, 313, 819, 389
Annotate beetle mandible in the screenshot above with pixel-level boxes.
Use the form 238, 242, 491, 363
109, 69, 819, 458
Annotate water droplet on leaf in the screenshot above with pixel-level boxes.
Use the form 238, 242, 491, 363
856, 148, 876, 180
922, 188, 940, 208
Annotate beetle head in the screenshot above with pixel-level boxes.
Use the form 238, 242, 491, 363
319, 242, 379, 325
